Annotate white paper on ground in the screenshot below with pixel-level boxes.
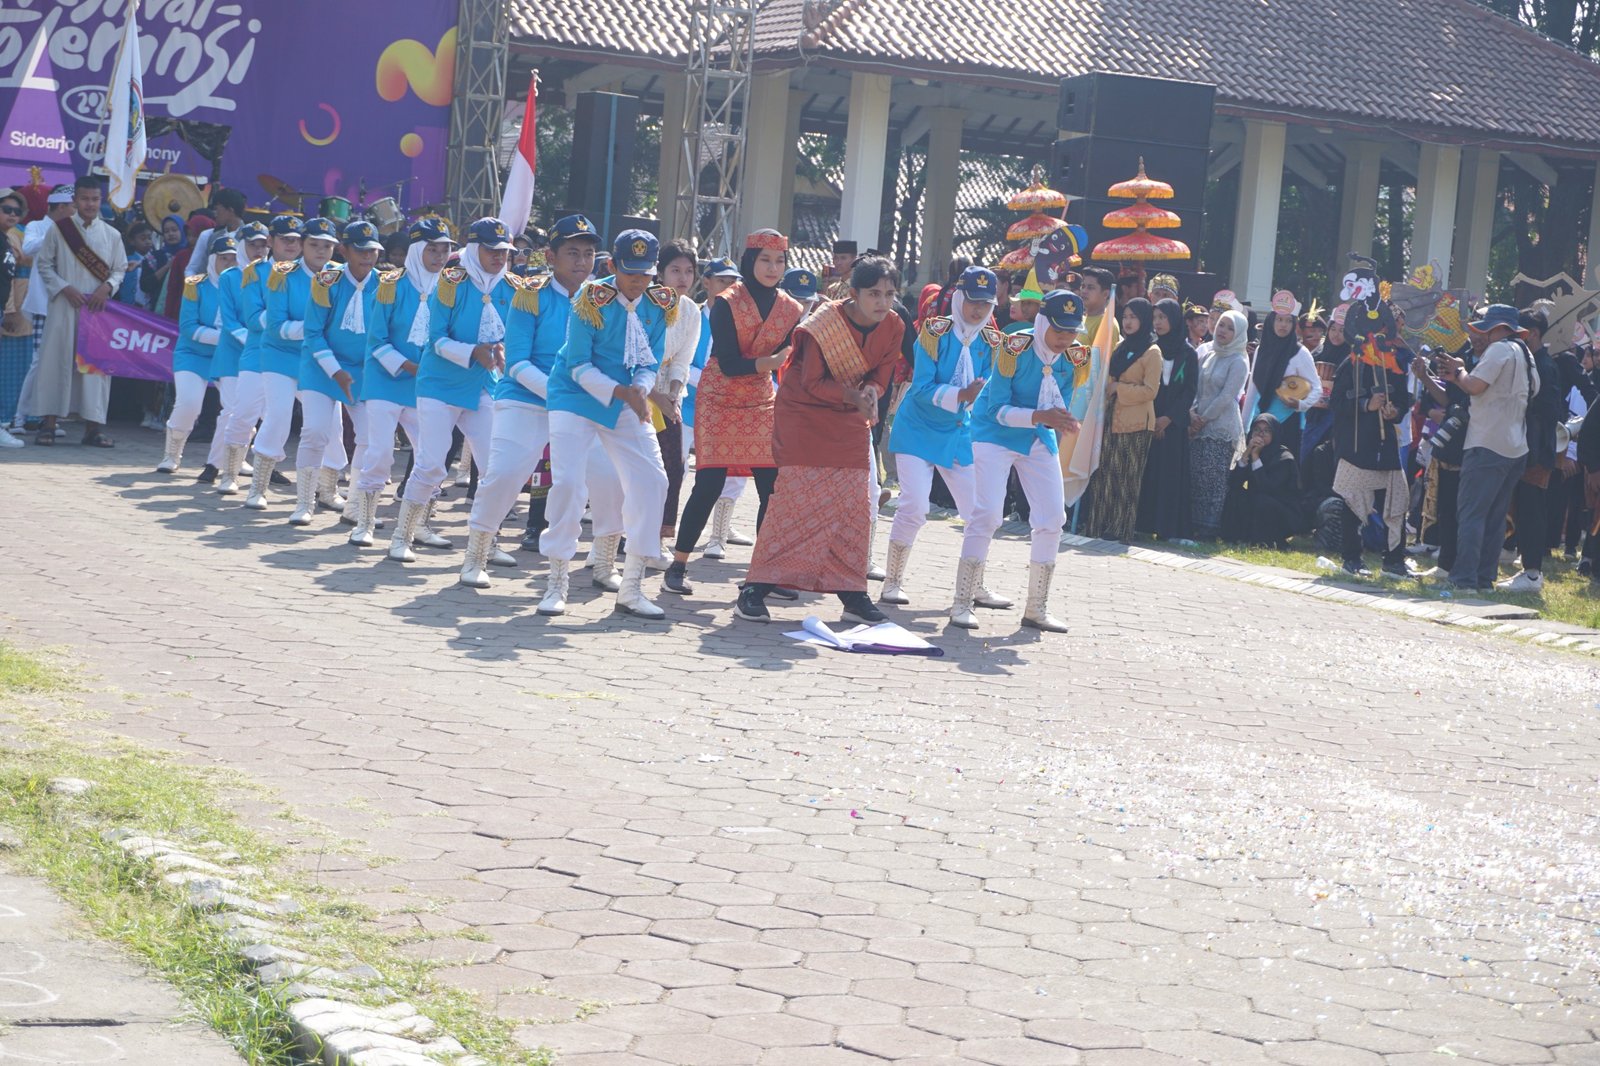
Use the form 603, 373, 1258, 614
784, 616, 938, 653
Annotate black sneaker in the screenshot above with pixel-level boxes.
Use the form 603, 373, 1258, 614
1341, 560, 1372, 578
194, 464, 218, 484
1579, 559, 1594, 578
270, 470, 293, 486
839, 592, 886, 625
769, 586, 799, 600
519, 532, 542, 553
734, 585, 770, 622
663, 561, 693, 596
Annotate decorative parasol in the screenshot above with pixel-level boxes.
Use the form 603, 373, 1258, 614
1006, 173, 1069, 213
1091, 157, 1190, 263
1006, 213, 1068, 242
997, 245, 1036, 272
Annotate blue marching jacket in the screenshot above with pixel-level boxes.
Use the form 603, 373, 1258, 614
236, 260, 270, 374
495, 274, 575, 409
547, 278, 675, 430
211, 265, 247, 380
302, 263, 378, 403
971, 331, 1081, 457
415, 264, 518, 410
888, 316, 1003, 469
172, 273, 221, 379
262, 260, 319, 379
362, 269, 426, 408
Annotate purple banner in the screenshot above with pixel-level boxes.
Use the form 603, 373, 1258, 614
0, 2, 454, 212
75, 300, 176, 382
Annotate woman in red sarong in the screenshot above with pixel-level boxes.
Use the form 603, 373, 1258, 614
662, 229, 802, 595
735, 256, 905, 625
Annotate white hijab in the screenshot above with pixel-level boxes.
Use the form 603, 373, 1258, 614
460, 242, 507, 344
404, 239, 446, 347
205, 250, 229, 327
947, 290, 992, 391
1031, 312, 1070, 411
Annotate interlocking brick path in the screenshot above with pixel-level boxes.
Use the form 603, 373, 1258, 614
4, 433, 1600, 1065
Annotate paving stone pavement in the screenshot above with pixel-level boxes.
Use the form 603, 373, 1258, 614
4, 431, 1600, 1066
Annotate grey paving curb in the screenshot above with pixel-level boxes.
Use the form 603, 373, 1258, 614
1050, 528, 1600, 656
97, 822, 490, 1066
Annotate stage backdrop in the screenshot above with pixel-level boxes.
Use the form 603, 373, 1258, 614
0, 1, 454, 211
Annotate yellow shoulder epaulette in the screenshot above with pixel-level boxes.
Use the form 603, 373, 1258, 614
436, 265, 465, 309
266, 259, 296, 291
997, 332, 1032, 378
512, 283, 540, 315
182, 274, 204, 300
980, 324, 1003, 349
918, 316, 952, 362
645, 284, 679, 327
575, 281, 617, 330
240, 261, 259, 287
377, 268, 404, 305
311, 267, 341, 308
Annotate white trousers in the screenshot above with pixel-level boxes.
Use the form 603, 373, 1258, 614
402, 393, 495, 505
206, 375, 238, 466
251, 371, 299, 462
295, 392, 364, 480
357, 399, 419, 493
166, 370, 209, 434
683, 424, 745, 502
468, 401, 550, 535
224, 370, 266, 449
542, 409, 667, 562
890, 454, 976, 547
965, 440, 1065, 564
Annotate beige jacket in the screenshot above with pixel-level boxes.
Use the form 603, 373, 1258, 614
1107, 345, 1162, 433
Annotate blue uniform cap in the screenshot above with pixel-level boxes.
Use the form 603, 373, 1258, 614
469, 217, 515, 250
781, 268, 818, 300
613, 229, 659, 276
704, 256, 740, 279
237, 221, 269, 242
268, 214, 304, 237
407, 216, 453, 245
341, 220, 383, 251
550, 214, 600, 245
958, 266, 999, 302
301, 217, 338, 243
1041, 289, 1086, 331
208, 233, 237, 256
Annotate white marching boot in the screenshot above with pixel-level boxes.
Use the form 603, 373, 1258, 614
538, 559, 570, 615
1020, 561, 1068, 633
866, 517, 887, 581
588, 533, 622, 591
156, 427, 188, 473
387, 500, 426, 562
949, 557, 982, 629
615, 554, 665, 619
704, 497, 732, 559
459, 529, 494, 588
415, 500, 452, 549
347, 489, 379, 547
287, 469, 317, 526
339, 488, 360, 525
973, 563, 1014, 610
316, 467, 346, 511
879, 540, 912, 605
242, 454, 276, 510
218, 443, 247, 495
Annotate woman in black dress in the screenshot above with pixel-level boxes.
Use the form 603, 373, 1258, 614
1135, 298, 1199, 541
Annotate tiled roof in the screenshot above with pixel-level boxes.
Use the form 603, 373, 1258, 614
509, 0, 1600, 152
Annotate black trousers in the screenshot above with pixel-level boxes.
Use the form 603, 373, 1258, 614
1511, 478, 1549, 572
1342, 500, 1405, 570
673, 466, 779, 556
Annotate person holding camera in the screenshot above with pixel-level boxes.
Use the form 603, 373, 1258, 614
1496, 309, 1564, 592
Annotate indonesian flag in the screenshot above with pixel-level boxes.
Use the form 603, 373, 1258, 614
1060, 290, 1117, 508
499, 73, 538, 236
104, 0, 146, 211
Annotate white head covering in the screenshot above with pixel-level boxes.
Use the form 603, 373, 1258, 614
461, 242, 508, 344
1210, 309, 1249, 361
1031, 311, 1070, 411
947, 290, 993, 391
403, 238, 447, 347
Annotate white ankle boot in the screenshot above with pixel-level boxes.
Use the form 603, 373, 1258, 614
243, 454, 276, 510
348, 489, 379, 547
415, 500, 452, 549
1020, 561, 1068, 632
218, 443, 246, 494
705, 498, 731, 559
950, 557, 982, 629
866, 518, 886, 581
288, 470, 317, 525
615, 554, 665, 618
538, 559, 570, 615
316, 467, 346, 511
388, 500, 426, 561
156, 427, 188, 473
460, 529, 494, 588
973, 564, 1014, 610
589, 533, 622, 591
880, 540, 912, 604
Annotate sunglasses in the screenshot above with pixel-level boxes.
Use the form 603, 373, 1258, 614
0, 205, 22, 216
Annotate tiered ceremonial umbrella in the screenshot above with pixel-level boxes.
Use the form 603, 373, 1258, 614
1091, 158, 1191, 262
999, 167, 1077, 275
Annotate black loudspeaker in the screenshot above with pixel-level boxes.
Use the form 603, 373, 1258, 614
1050, 73, 1215, 269
568, 91, 641, 244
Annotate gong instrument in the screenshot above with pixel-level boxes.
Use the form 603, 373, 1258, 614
141, 173, 205, 227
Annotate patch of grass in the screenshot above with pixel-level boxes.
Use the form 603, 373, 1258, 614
0, 641, 552, 1065
1161, 537, 1600, 630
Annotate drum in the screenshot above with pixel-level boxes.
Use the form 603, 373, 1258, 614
369, 196, 403, 235
318, 196, 352, 223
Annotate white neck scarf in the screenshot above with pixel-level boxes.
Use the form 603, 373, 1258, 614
340, 268, 372, 335
1031, 312, 1068, 412
617, 286, 653, 371
947, 291, 993, 391
461, 242, 507, 344
404, 240, 445, 348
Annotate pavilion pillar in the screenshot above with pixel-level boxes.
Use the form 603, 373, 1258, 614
776, 89, 805, 235
1228, 118, 1287, 309
1413, 143, 1462, 278
839, 73, 892, 249
1334, 140, 1382, 282
738, 71, 794, 239
1586, 163, 1600, 287
921, 108, 965, 282
658, 74, 689, 242
1451, 148, 1500, 294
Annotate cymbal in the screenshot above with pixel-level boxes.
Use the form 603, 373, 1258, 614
257, 173, 303, 206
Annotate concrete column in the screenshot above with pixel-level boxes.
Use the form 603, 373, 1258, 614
658, 75, 689, 242
1334, 140, 1382, 281
1587, 163, 1600, 288
737, 71, 794, 239
920, 108, 965, 283
1228, 118, 1287, 309
776, 89, 805, 235
1412, 143, 1462, 278
1451, 148, 1500, 294
838, 73, 892, 250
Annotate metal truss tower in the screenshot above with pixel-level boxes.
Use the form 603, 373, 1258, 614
447, 0, 510, 224
677, 0, 758, 256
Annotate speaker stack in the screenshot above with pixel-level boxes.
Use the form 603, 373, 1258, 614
1048, 72, 1215, 274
